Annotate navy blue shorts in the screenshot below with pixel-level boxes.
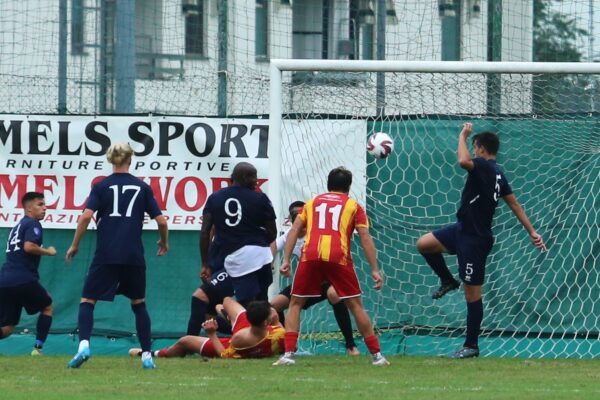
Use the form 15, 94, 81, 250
201, 269, 234, 313
231, 264, 273, 305
81, 264, 146, 301
0, 281, 52, 327
432, 223, 493, 285
279, 282, 330, 309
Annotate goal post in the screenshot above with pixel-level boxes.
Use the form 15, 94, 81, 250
268, 60, 600, 358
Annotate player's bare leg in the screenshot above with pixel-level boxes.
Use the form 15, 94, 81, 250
344, 297, 389, 365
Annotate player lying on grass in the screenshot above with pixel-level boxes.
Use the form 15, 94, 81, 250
271, 200, 359, 355
130, 297, 284, 359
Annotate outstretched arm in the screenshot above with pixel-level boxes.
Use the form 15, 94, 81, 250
66, 208, 94, 263
356, 226, 383, 290
503, 194, 546, 250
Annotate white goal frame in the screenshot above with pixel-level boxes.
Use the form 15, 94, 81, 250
267, 60, 600, 298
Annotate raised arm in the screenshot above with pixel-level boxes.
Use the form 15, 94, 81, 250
503, 193, 546, 250
458, 123, 475, 171
356, 226, 383, 290
66, 208, 94, 263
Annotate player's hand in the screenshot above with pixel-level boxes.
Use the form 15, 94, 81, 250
279, 261, 291, 278
460, 122, 473, 138
372, 271, 383, 290
66, 246, 78, 263
156, 239, 169, 256
530, 231, 547, 251
200, 265, 211, 281
202, 318, 218, 335
46, 246, 57, 256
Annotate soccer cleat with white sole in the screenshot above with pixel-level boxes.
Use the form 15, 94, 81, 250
272, 352, 295, 366
371, 352, 390, 366
142, 357, 157, 369
67, 347, 91, 368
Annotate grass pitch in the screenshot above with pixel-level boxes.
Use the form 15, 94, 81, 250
1, 355, 599, 400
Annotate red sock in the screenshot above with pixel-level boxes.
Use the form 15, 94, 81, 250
364, 335, 380, 354
284, 332, 299, 353
157, 347, 169, 358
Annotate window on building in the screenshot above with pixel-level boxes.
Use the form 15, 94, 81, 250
71, 0, 85, 54
184, 0, 205, 56
256, 0, 269, 59
441, 0, 461, 61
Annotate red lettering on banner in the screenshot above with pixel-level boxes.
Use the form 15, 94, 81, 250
0, 175, 27, 208
175, 176, 207, 211
211, 177, 232, 193
256, 178, 268, 192
34, 175, 59, 209
147, 176, 174, 210
63, 176, 87, 210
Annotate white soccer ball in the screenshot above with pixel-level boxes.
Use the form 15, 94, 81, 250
367, 132, 394, 159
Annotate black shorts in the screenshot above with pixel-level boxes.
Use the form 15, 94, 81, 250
82, 264, 146, 301
433, 223, 493, 285
231, 264, 273, 305
279, 282, 331, 309
201, 269, 234, 313
0, 281, 52, 327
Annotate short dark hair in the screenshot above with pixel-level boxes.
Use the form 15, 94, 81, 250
288, 201, 305, 223
327, 167, 352, 193
21, 192, 44, 208
245, 301, 272, 327
472, 132, 500, 155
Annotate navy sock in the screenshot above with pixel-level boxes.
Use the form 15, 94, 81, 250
422, 253, 455, 284
465, 299, 483, 348
131, 302, 152, 352
78, 302, 95, 342
331, 301, 356, 349
186, 296, 208, 335
277, 310, 285, 326
35, 314, 52, 347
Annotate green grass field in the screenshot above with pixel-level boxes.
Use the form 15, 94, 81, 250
1, 355, 599, 400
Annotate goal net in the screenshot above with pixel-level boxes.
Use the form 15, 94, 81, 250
270, 60, 600, 358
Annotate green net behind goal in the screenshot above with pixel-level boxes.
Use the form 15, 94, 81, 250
276, 70, 600, 358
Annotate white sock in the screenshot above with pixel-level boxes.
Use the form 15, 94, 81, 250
141, 351, 152, 361
78, 340, 90, 352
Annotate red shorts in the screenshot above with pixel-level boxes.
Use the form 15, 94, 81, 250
199, 311, 250, 357
291, 260, 361, 298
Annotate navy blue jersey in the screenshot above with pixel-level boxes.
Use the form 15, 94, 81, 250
0, 216, 44, 287
86, 173, 162, 266
203, 186, 276, 255
456, 158, 512, 237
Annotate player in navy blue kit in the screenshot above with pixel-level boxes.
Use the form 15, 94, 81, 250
201, 162, 277, 306
0, 192, 56, 355
416, 123, 546, 359
65, 143, 169, 369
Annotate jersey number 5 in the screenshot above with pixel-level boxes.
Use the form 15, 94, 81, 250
315, 203, 342, 231
109, 185, 141, 217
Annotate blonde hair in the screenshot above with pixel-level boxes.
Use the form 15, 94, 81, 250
106, 143, 133, 167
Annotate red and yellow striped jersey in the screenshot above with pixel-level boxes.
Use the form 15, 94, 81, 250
299, 192, 368, 266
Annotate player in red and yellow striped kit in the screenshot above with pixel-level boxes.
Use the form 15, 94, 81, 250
275, 167, 390, 366
130, 297, 284, 360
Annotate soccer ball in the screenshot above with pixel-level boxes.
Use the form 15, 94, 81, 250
367, 132, 394, 159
